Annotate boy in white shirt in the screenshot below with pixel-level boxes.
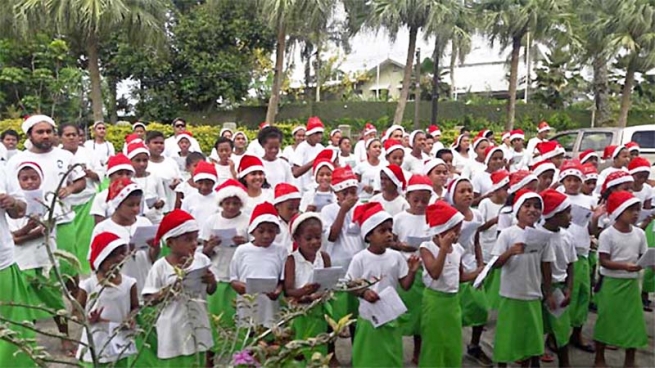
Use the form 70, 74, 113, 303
292, 117, 325, 192
180, 161, 219, 226
90, 153, 135, 223
127, 141, 167, 224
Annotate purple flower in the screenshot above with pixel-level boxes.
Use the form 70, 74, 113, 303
232, 350, 258, 366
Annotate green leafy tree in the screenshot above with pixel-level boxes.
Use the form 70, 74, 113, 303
532, 48, 586, 109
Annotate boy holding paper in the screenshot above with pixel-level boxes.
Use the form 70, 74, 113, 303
347, 202, 420, 368
180, 161, 219, 225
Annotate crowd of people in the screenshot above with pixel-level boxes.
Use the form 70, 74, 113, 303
0, 114, 652, 367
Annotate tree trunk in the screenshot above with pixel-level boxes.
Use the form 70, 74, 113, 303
432, 37, 440, 125
506, 35, 522, 131
315, 38, 321, 102
450, 39, 456, 99
592, 54, 611, 125
393, 25, 418, 125
87, 34, 104, 122
266, 21, 286, 125
108, 76, 118, 123
304, 44, 312, 101
618, 62, 636, 128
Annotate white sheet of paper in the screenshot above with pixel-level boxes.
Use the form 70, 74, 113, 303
638, 209, 655, 223
406, 236, 431, 247
23, 189, 44, 216
182, 265, 210, 294
145, 197, 157, 208
637, 248, 655, 268
571, 204, 592, 227
246, 277, 278, 294
521, 227, 551, 254
312, 193, 334, 211
473, 256, 499, 289
130, 226, 158, 249
210, 228, 238, 247
311, 267, 345, 291
546, 288, 567, 318
458, 220, 482, 246
359, 286, 408, 328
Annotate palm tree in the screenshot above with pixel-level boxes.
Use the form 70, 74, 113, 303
13, 0, 169, 122
478, 0, 570, 130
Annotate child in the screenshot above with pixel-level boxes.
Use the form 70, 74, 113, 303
539, 189, 577, 366
384, 139, 406, 168
174, 152, 205, 209
354, 123, 377, 163
127, 142, 166, 224
508, 129, 529, 172
145, 131, 183, 213
329, 128, 342, 147
427, 125, 444, 155
423, 158, 449, 202
283, 213, 332, 359
90, 153, 135, 223
435, 148, 456, 175
172, 131, 193, 175
281, 125, 306, 164
472, 145, 505, 204
143, 210, 216, 367
229, 202, 288, 327
370, 164, 409, 217
273, 183, 302, 253
492, 190, 556, 366
347, 202, 420, 367
181, 161, 219, 224
596, 145, 630, 194
403, 130, 427, 174
211, 137, 236, 186
292, 117, 325, 192
419, 201, 480, 367
579, 149, 599, 169
231, 131, 248, 169
594, 191, 648, 367
393, 174, 433, 363
581, 163, 599, 198
77, 232, 138, 366
300, 158, 336, 213
626, 141, 640, 159
451, 134, 471, 175
535, 141, 565, 171
461, 136, 489, 180
259, 126, 294, 188
237, 154, 273, 216
354, 138, 385, 202
533, 160, 557, 192
338, 136, 357, 170
629, 157, 653, 209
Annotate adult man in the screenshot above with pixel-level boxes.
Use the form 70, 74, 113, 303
163, 118, 201, 156
292, 116, 325, 192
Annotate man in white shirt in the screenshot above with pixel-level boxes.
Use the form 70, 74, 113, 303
292, 117, 325, 192
163, 118, 201, 157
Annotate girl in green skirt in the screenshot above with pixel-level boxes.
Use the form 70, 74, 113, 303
491, 190, 556, 366
419, 200, 482, 367
594, 191, 649, 367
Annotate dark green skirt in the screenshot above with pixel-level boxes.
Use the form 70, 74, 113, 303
493, 297, 544, 363
81, 357, 128, 367
483, 268, 502, 311
593, 277, 648, 348
569, 256, 590, 327
129, 306, 159, 368
291, 302, 328, 360
459, 282, 489, 327
398, 268, 424, 336
419, 288, 462, 368
23, 268, 66, 321
352, 316, 402, 367
0, 264, 37, 366
542, 283, 571, 349
56, 222, 79, 279
72, 200, 95, 275
328, 291, 358, 322
643, 223, 655, 293
156, 352, 206, 368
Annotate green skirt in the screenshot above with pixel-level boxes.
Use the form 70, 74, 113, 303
0, 264, 37, 367
542, 283, 571, 349
643, 223, 655, 293
593, 277, 648, 348
130, 306, 159, 368
419, 288, 462, 368
23, 268, 66, 321
493, 297, 544, 363
483, 268, 502, 311
56, 222, 79, 279
459, 282, 489, 327
208, 281, 238, 353
291, 302, 328, 360
156, 352, 206, 368
569, 256, 590, 327
72, 200, 95, 275
352, 316, 402, 368
397, 268, 425, 336
81, 357, 128, 367
328, 291, 357, 322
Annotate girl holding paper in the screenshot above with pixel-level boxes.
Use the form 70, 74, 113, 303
299, 158, 336, 213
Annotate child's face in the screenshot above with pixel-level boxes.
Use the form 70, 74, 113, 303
116, 194, 142, 219
586, 157, 599, 168
367, 140, 382, 159
552, 206, 572, 229
617, 182, 633, 192
186, 159, 202, 175
222, 131, 233, 140
276, 199, 300, 222
618, 203, 641, 225
475, 141, 489, 159
335, 187, 358, 204
109, 170, 133, 182
147, 136, 165, 156
488, 151, 504, 172
538, 171, 554, 191
252, 222, 279, 247
294, 220, 322, 255
366, 219, 393, 247
511, 138, 523, 150
133, 127, 146, 139
307, 132, 323, 146
316, 167, 332, 190
245, 171, 265, 190
562, 176, 581, 195
17, 168, 41, 191
102, 244, 128, 271
453, 180, 474, 208
380, 171, 397, 193
423, 138, 434, 155
438, 222, 462, 242
294, 130, 306, 145
2, 134, 17, 150
517, 198, 542, 225
633, 172, 649, 187
168, 231, 199, 258
196, 179, 215, 196
220, 196, 242, 218
428, 164, 448, 188
131, 153, 149, 175
390, 129, 403, 141
407, 190, 431, 214
216, 142, 232, 162
412, 133, 426, 151
330, 131, 342, 146
493, 186, 509, 201
234, 134, 247, 149
582, 179, 596, 194
630, 150, 639, 159
339, 138, 351, 154
614, 149, 630, 167
551, 155, 564, 169
263, 138, 280, 160
440, 153, 453, 170
386, 150, 404, 166
178, 138, 190, 153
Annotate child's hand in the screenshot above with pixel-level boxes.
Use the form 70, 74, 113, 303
396, 242, 418, 253
509, 243, 525, 255
202, 240, 217, 256
362, 289, 379, 303
232, 236, 247, 245
561, 289, 572, 307
201, 269, 217, 287
437, 231, 457, 251
362, 185, 373, 194
306, 205, 317, 213
153, 200, 165, 210
228, 159, 235, 171
57, 187, 72, 199
489, 217, 499, 226
207, 236, 222, 248
88, 308, 106, 324
266, 289, 281, 301
592, 204, 606, 220
302, 283, 321, 295
0, 193, 18, 209
545, 293, 558, 311
341, 195, 358, 211
407, 254, 421, 272
169, 178, 181, 189
146, 238, 158, 248
624, 263, 642, 272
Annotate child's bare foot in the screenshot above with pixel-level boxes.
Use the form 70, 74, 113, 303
61, 340, 76, 357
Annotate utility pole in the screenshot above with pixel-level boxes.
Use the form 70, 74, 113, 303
431, 39, 440, 126
414, 48, 421, 130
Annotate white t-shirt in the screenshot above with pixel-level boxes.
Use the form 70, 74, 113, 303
509, 148, 529, 172
246, 140, 265, 157
199, 212, 250, 282
281, 145, 296, 162
299, 189, 336, 213
8, 215, 56, 271
459, 210, 484, 272
461, 159, 486, 180
320, 203, 366, 269
598, 225, 647, 279
274, 218, 292, 254
243, 189, 273, 218
77, 274, 137, 363
231, 152, 245, 171
430, 141, 445, 157
492, 225, 556, 300
229, 242, 287, 327
541, 226, 578, 283
478, 198, 504, 263
174, 180, 197, 203
291, 250, 325, 288
566, 193, 597, 257
292, 141, 325, 192
147, 158, 182, 213
90, 189, 110, 218
452, 150, 470, 173
133, 174, 167, 224
84, 139, 115, 167
402, 152, 427, 174
213, 163, 233, 186
353, 139, 367, 163
369, 193, 409, 217
347, 248, 409, 315
420, 241, 465, 293
471, 170, 493, 195
525, 137, 544, 165
67, 146, 103, 206
142, 254, 213, 358
262, 158, 293, 189
393, 211, 430, 253
354, 160, 385, 202
633, 183, 654, 205
181, 192, 219, 228
339, 153, 358, 171
163, 135, 201, 157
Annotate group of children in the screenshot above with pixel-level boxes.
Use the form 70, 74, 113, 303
0, 115, 652, 367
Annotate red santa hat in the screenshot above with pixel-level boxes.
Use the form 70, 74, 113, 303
426, 200, 464, 236
363, 123, 377, 136
16, 161, 44, 181
126, 141, 149, 160
381, 164, 407, 192
626, 141, 640, 153
384, 139, 405, 156
316, 148, 338, 163
471, 136, 488, 151
426, 125, 441, 137
628, 156, 651, 175
582, 163, 598, 181
154, 209, 199, 245
477, 129, 494, 139
513, 189, 543, 216
273, 183, 301, 205
532, 160, 556, 178
607, 190, 641, 222
484, 145, 504, 166
602, 145, 625, 160
214, 178, 248, 206
22, 114, 56, 134
601, 170, 634, 193
291, 125, 306, 135
509, 129, 525, 142
501, 131, 510, 141
193, 161, 218, 183
331, 166, 358, 192
132, 122, 146, 131
406, 174, 433, 193
540, 188, 571, 219
249, 202, 280, 234
445, 176, 470, 205
537, 121, 551, 133
579, 149, 599, 164
383, 125, 405, 142
258, 122, 270, 130
354, 202, 392, 240
306, 116, 325, 136
313, 158, 334, 180
88, 232, 127, 271
535, 141, 564, 161
408, 130, 424, 147
175, 131, 194, 145
558, 160, 584, 182
106, 154, 135, 177
106, 178, 142, 211
508, 170, 538, 194
487, 170, 510, 195
423, 158, 447, 176
237, 154, 265, 179
125, 133, 142, 145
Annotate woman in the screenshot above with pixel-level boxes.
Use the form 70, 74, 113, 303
282, 125, 306, 162
451, 134, 471, 175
